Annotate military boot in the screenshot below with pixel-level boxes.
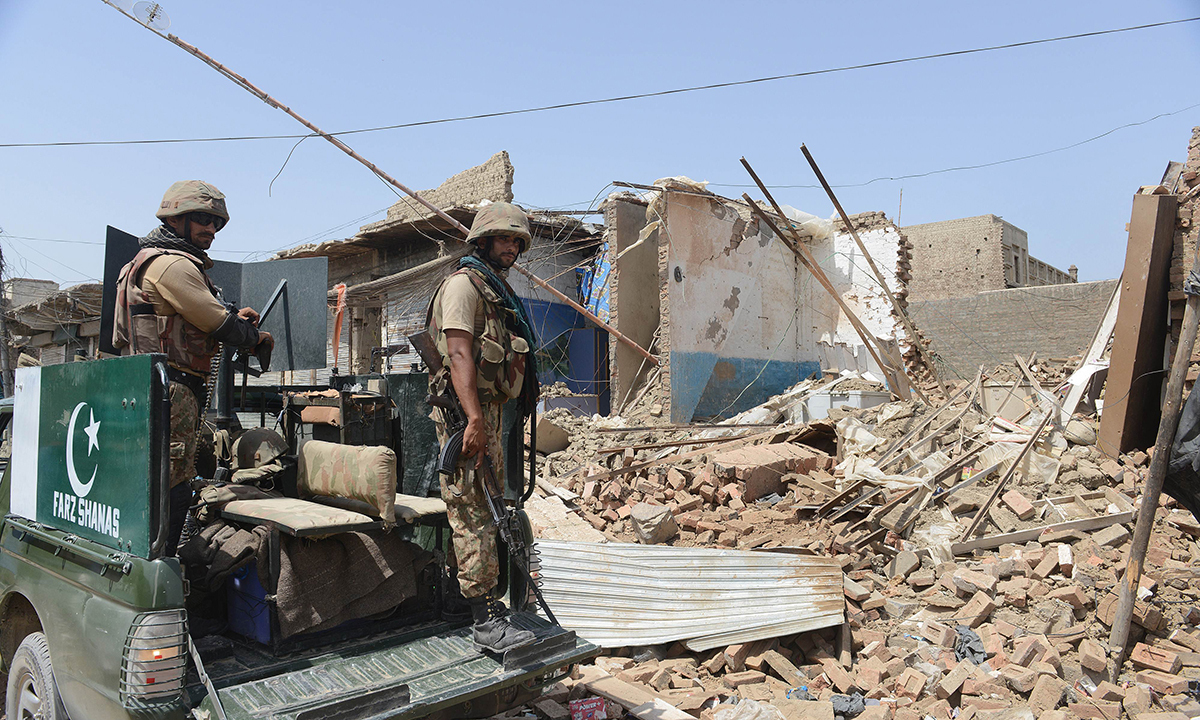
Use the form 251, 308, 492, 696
469, 595, 535, 653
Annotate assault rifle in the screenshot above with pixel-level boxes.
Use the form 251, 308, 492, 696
408, 330, 558, 625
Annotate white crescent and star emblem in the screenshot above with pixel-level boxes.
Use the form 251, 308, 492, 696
66, 401, 101, 498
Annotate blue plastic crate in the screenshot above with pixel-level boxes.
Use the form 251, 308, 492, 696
226, 561, 271, 645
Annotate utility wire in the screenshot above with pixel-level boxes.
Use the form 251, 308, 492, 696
709, 102, 1200, 189
2, 16, 1196, 150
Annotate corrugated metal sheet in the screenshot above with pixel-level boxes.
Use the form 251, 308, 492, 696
536, 540, 844, 651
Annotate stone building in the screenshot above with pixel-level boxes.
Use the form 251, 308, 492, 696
903, 214, 1076, 301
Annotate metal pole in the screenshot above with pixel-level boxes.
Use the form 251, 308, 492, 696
0, 244, 11, 397
101, 1, 658, 368
1107, 239, 1200, 676
799, 144, 951, 399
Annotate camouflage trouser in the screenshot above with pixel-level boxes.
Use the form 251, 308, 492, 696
434, 401, 504, 599
168, 381, 200, 489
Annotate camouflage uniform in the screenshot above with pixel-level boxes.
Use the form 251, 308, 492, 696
428, 205, 532, 601
429, 265, 529, 599
433, 401, 503, 598
168, 380, 201, 489
113, 181, 265, 555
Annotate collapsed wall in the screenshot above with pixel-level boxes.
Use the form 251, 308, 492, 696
605, 183, 915, 423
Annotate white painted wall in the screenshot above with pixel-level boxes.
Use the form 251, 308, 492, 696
666, 193, 908, 366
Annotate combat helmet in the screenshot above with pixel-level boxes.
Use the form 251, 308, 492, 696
155, 180, 229, 228
465, 202, 531, 253
231, 428, 289, 471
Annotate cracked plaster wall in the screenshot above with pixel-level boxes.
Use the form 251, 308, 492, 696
660, 191, 909, 422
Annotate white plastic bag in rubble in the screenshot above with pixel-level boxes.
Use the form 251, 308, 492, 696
714, 699, 788, 720
837, 417, 883, 455
836, 455, 924, 491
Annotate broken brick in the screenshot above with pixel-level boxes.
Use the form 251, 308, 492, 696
723, 670, 767, 688
959, 591, 996, 628
953, 568, 998, 595
1079, 638, 1107, 673
1029, 675, 1066, 716
1130, 643, 1182, 674
936, 659, 974, 699
1000, 664, 1038, 693
921, 620, 957, 648
1134, 670, 1189, 695
1001, 490, 1036, 520
1047, 586, 1088, 610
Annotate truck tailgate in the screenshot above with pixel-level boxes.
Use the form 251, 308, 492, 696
197, 613, 597, 720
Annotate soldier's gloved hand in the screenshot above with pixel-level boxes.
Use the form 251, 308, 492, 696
237, 306, 261, 325
463, 417, 488, 470
254, 331, 274, 372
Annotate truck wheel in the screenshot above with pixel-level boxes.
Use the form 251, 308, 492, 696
6, 633, 68, 720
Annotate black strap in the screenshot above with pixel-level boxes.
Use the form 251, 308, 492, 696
167, 367, 208, 401
130, 303, 157, 316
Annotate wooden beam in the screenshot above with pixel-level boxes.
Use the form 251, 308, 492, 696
1060, 280, 1120, 423
596, 433, 759, 455
1098, 194, 1178, 455
959, 411, 1054, 542
952, 512, 1133, 555
799, 144, 950, 400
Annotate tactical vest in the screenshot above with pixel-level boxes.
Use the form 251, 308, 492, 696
112, 248, 221, 375
427, 268, 530, 405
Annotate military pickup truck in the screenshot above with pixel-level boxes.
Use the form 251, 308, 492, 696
0, 354, 595, 720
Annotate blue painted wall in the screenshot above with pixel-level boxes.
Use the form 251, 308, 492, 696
671, 351, 821, 421
522, 298, 609, 412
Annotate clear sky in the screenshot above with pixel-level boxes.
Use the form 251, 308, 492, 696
1, 1, 1198, 292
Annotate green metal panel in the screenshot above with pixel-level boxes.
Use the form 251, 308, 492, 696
0, 519, 186, 720
387, 373, 441, 498
17, 355, 157, 557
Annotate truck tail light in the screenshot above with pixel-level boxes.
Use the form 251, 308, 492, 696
120, 610, 188, 705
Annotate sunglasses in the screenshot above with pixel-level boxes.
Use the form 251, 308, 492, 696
185, 212, 227, 231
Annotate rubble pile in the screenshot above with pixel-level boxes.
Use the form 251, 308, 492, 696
506, 363, 1200, 720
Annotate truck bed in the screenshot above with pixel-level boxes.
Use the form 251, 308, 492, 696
189, 612, 595, 720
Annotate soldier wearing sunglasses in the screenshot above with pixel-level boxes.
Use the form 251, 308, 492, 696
112, 180, 273, 554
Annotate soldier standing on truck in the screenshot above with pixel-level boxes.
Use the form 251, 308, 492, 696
112, 180, 273, 555
426, 202, 540, 653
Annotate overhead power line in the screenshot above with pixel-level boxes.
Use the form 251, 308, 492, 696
1, 16, 1196, 150
709, 101, 1200, 189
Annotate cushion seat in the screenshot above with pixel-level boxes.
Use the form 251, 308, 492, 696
221, 497, 381, 537
310, 493, 448, 525
394, 494, 446, 523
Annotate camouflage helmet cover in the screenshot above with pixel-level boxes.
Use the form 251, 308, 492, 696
155, 180, 230, 224
232, 428, 288, 471
465, 202, 531, 252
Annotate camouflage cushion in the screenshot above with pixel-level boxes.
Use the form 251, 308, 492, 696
221, 498, 377, 536
394, 494, 447, 523
297, 441, 396, 521
311, 493, 447, 524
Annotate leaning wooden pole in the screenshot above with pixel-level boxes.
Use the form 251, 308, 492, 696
740, 193, 907, 402
101, 1, 659, 368
1107, 240, 1200, 677
740, 158, 930, 403
799, 144, 951, 399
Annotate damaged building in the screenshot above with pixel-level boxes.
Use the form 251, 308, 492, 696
7, 123, 1200, 720
274, 151, 611, 411
602, 180, 920, 423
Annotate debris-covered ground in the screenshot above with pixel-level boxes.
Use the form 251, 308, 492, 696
498, 360, 1200, 720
